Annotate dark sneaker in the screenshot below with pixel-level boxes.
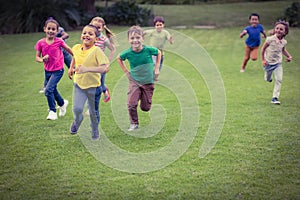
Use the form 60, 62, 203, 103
271, 97, 280, 105
92, 130, 100, 140
70, 122, 78, 135
128, 124, 138, 131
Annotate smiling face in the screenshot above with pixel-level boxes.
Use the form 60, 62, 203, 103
44, 22, 58, 39
128, 32, 144, 51
81, 26, 97, 48
155, 21, 164, 32
249, 15, 259, 27
274, 23, 287, 39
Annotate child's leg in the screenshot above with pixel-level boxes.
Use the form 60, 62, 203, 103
63, 49, 72, 69
140, 84, 154, 112
44, 70, 64, 112
100, 73, 106, 93
87, 86, 101, 133
250, 46, 259, 61
101, 73, 110, 103
128, 80, 141, 125
73, 84, 88, 129
241, 46, 251, 70
272, 63, 283, 99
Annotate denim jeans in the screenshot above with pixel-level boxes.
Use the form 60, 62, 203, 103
62, 48, 72, 69
73, 84, 102, 132
44, 69, 65, 112
100, 73, 107, 93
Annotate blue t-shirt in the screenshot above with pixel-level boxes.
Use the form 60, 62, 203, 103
244, 24, 264, 47
119, 45, 158, 84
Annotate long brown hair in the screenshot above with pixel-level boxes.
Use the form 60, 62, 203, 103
90, 16, 117, 45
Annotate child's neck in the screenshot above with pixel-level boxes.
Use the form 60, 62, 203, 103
132, 45, 143, 52
46, 37, 55, 44
82, 44, 94, 50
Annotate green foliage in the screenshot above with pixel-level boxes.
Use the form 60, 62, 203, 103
101, 1, 153, 26
0, 0, 81, 34
283, 2, 300, 27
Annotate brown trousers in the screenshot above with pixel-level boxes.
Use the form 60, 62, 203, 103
127, 79, 154, 125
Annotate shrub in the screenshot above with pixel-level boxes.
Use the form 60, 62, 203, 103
101, 1, 153, 26
282, 2, 300, 27
0, 0, 81, 34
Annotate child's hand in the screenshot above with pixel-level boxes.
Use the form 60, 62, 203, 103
262, 60, 268, 67
286, 57, 292, 62
42, 55, 49, 62
68, 68, 74, 80
75, 65, 87, 74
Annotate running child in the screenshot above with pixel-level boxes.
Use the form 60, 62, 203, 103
117, 25, 161, 131
144, 16, 173, 74
261, 20, 292, 105
35, 18, 73, 120
90, 16, 116, 103
239, 13, 266, 72
68, 24, 110, 140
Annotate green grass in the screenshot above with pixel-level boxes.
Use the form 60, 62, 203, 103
0, 1, 299, 199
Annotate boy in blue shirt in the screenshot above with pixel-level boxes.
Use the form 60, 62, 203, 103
240, 13, 266, 72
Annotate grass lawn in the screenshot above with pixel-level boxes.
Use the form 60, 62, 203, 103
0, 1, 299, 199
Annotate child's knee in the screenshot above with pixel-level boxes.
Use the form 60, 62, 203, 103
251, 57, 258, 61
140, 104, 151, 112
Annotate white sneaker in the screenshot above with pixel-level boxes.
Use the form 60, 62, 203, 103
58, 100, 68, 117
47, 111, 57, 120
128, 124, 138, 131
39, 87, 45, 93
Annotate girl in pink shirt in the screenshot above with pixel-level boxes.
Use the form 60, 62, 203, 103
35, 18, 73, 120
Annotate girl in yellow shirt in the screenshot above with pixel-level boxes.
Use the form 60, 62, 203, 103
68, 24, 110, 140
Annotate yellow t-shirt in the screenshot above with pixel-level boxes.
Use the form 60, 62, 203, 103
72, 44, 109, 89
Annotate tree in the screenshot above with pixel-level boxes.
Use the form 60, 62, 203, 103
80, 0, 97, 16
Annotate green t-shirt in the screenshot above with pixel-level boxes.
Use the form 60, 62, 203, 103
144, 29, 171, 50
119, 45, 158, 84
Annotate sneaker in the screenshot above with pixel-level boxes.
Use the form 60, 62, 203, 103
46, 110, 57, 120
128, 124, 138, 131
271, 97, 280, 105
91, 130, 100, 140
39, 87, 45, 93
70, 122, 78, 135
240, 68, 245, 73
58, 100, 68, 117
103, 87, 111, 103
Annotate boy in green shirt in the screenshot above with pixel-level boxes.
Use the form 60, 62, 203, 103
117, 26, 162, 131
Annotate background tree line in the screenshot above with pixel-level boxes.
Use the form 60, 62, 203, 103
0, 0, 298, 34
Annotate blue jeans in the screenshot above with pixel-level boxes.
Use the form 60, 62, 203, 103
44, 69, 65, 112
73, 84, 102, 132
152, 55, 164, 71
100, 73, 107, 93
62, 48, 72, 69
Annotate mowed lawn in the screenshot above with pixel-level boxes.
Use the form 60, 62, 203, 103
0, 2, 299, 200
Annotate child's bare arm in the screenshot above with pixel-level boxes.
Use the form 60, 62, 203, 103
282, 47, 292, 62
117, 55, 130, 78
154, 50, 162, 77
240, 30, 247, 38
36, 50, 48, 63
261, 42, 269, 67
107, 43, 116, 62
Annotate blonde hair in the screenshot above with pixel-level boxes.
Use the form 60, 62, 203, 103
268, 20, 289, 37
90, 16, 117, 45
127, 25, 145, 38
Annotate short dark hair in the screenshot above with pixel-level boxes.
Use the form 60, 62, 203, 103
153, 16, 165, 25
85, 24, 100, 37
249, 13, 260, 20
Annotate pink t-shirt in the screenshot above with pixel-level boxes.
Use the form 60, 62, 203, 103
35, 38, 66, 71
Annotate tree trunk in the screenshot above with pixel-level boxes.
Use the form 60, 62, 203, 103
80, 0, 96, 15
